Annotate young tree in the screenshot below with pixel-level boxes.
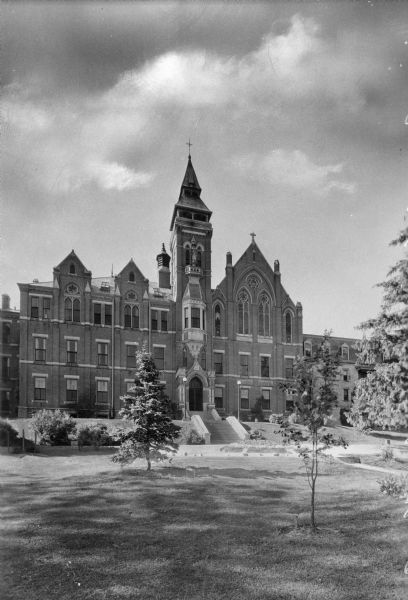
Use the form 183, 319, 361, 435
347, 224, 408, 431
280, 333, 347, 531
113, 348, 181, 471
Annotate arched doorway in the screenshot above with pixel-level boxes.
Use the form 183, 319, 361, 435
189, 377, 203, 411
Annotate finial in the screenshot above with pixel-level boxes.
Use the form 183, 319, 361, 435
161, 243, 166, 253
186, 138, 192, 158
250, 232, 256, 244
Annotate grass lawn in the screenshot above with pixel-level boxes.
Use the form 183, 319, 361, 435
0, 453, 407, 600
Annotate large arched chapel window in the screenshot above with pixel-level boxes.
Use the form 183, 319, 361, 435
237, 290, 250, 334
214, 304, 221, 337
285, 312, 292, 343
258, 293, 270, 337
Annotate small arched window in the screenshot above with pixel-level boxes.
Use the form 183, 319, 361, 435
285, 312, 292, 343
258, 293, 270, 337
185, 244, 191, 266
129, 271, 135, 282
214, 304, 221, 337
237, 290, 250, 335
341, 345, 349, 360
69, 263, 76, 274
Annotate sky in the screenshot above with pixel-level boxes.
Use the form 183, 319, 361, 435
1, 1, 407, 337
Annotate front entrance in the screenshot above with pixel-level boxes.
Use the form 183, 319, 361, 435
189, 377, 203, 411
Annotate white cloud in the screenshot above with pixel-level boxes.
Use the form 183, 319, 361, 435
86, 160, 154, 191
231, 149, 356, 197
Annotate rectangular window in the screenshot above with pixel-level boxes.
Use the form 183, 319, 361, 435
191, 307, 200, 329
343, 370, 349, 382
104, 304, 112, 326
261, 389, 271, 410
97, 342, 108, 366
240, 388, 249, 410
285, 358, 294, 379
343, 389, 349, 403
184, 307, 189, 329
240, 354, 249, 377
34, 337, 46, 362
2, 357, 10, 379
304, 343, 312, 358
2, 323, 11, 345
31, 296, 39, 319
126, 381, 135, 393
260, 356, 270, 378
342, 346, 349, 360
34, 377, 46, 402
151, 310, 158, 331
94, 303, 102, 325
66, 340, 78, 364
96, 380, 108, 405
161, 312, 168, 332
215, 386, 223, 409
66, 379, 78, 404
153, 346, 165, 370
126, 345, 137, 369
43, 297, 51, 319
214, 352, 223, 375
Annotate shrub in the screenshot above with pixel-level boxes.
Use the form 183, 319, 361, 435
76, 423, 118, 447
251, 398, 265, 422
269, 414, 283, 424
378, 474, 408, 498
0, 420, 20, 446
186, 430, 205, 445
381, 445, 394, 462
249, 428, 266, 440
31, 410, 76, 445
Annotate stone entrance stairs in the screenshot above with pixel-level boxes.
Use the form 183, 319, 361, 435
189, 411, 241, 445
204, 420, 241, 444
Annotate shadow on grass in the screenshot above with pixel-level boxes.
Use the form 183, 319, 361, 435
1, 462, 407, 600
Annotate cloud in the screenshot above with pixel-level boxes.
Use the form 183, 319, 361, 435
231, 149, 356, 197
86, 160, 154, 191
1, 12, 397, 198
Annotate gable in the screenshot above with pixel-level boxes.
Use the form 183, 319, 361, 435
54, 250, 91, 278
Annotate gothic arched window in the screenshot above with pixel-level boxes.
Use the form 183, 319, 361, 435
124, 304, 139, 329
65, 297, 80, 323
185, 244, 191, 266
237, 290, 250, 334
258, 293, 270, 337
129, 271, 135, 282
285, 312, 292, 343
214, 304, 221, 337
196, 247, 202, 268
69, 263, 76, 274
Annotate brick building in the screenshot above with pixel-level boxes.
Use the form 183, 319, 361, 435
0, 294, 20, 417
16, 155, 358, 418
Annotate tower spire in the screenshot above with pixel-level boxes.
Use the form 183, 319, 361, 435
186, 138, 192, 159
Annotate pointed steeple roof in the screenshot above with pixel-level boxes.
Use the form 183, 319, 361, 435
180, 155, 201, 195
170, 154, 211, 230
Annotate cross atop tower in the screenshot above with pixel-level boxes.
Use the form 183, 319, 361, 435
186, 138, 193, 158
250, 232, 256, 244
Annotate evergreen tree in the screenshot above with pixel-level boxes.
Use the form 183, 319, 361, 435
280, 333, 347, 531
347, 224, 408, 430
112, 348, 181, 471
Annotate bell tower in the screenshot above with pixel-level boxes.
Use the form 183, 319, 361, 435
170, 150, 213, 412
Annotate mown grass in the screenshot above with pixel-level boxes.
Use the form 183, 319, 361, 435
0, 454, 406, 600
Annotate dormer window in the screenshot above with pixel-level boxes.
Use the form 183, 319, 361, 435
69, 263, 76, 274
129, 271, 135, 282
